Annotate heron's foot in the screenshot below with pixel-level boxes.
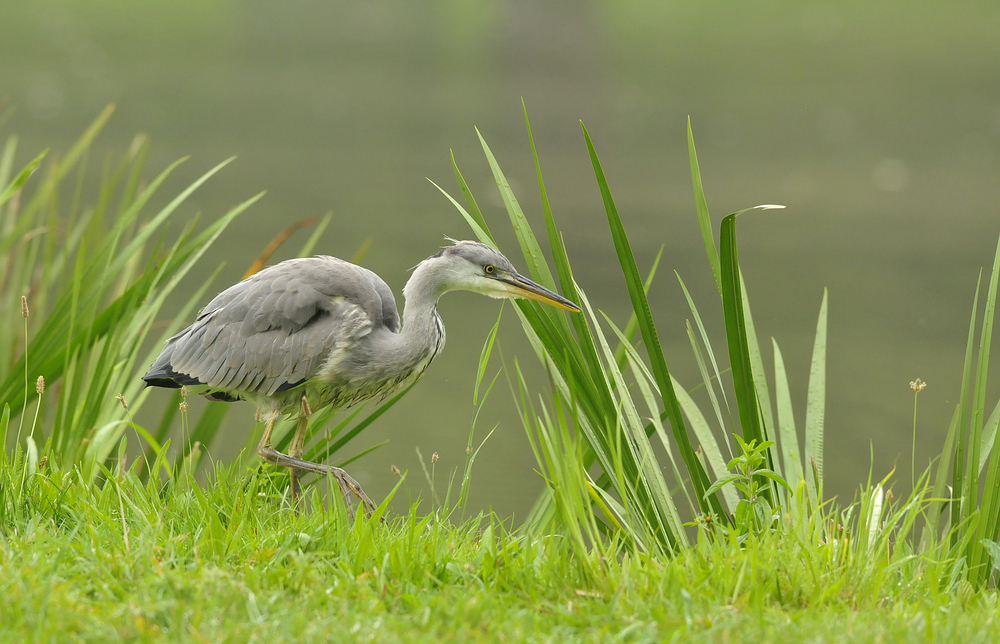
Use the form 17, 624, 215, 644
257, 445, 378, 518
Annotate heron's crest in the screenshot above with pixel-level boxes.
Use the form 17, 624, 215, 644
430, 239, 516, 273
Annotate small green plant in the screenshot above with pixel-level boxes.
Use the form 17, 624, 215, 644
704, 436, 791, 538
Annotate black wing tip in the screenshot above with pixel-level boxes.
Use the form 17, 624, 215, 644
142, 377, 183, 389
274, 378, 307, 393
142, 366, 206, 389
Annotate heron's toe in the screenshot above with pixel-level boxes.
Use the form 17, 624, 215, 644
257, 444, 281, 464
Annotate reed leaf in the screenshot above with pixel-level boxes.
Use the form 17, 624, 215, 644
582, 122, 722, 520
688, 117, 721, 297
967, 233, 1000, 585
772, 338, 804, 491
952, 273, 981, 541
804, 289, 829, 502
0, 149, 47, 209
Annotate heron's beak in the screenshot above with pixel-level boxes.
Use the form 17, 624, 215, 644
500, 272, 582, 312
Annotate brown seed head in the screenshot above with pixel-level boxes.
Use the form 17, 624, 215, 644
117, 393, 128, 410
36, 375, 45, 394
910, 378, 927, 393
181, 385, 188, 398
21, 295, 28, 318
431, 452, 438, 464
391, 464, 401, 477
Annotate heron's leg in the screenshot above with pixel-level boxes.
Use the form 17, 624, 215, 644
256, 407, 377, 518
287, 397, 312, 501
255, 408, 280, 457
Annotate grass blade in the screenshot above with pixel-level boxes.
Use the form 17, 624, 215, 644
968, 233, 1000, 585
719, 211, 762, 447
0, 149, 47, 208
476, 128, 556, 293
582, 121, 721, 520
430, 178, 493, 248
978, 399, 1000, 474
614, 247, 664, 372
684, 319, 732, 460
450, 150, 493, 241
524, 103, 606, 390
740, 270, 779, 477
773, 338, 803, 491
688, 118, 721, 297
804, 288, 829, 502
474, 308, 503, 405
923, 404, 961, 547
670, 372, 740, 513
953, 273, 982, 542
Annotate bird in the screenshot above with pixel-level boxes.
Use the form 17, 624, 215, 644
142, 240, 581, 516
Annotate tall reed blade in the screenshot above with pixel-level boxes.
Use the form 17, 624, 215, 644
804, 289, 829, 503
953, 273, 982, 543
923, 404, 961, 547
719, 211, 763, 448
688, 117, 721, 297
524, 104, 605, 387
967, 232, 1000, 586
476, 128, 557, 294
581, 122, 722, 519
772, 338, 803, 491
739, 271, 781, 485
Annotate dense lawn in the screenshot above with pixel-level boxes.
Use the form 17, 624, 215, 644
1, 461, 996, 643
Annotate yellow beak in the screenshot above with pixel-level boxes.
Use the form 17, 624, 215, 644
500, 272, 582, 313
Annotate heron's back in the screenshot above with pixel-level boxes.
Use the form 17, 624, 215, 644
143, 255, 402, 404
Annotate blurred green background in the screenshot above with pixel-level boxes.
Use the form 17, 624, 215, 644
2, 0, 1000, 517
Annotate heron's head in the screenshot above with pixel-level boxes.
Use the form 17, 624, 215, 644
417, 240, 581, 312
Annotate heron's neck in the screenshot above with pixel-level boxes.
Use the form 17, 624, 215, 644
396, 260, 448, 361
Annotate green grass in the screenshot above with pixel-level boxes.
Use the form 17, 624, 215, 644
5, 109, 1000, 641
3, 457, 1000, 643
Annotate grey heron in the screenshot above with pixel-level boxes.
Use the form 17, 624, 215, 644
142, 240, 581, 515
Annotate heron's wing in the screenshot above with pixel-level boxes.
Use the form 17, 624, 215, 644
144, 256, 396, 396
361, 267, 400, 332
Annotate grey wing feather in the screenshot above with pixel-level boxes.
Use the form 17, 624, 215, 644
145, 256, 398, 396
363, 269, 400, 333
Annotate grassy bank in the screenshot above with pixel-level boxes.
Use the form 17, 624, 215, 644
4, 109, 1000, 642
3, 458, 999, 643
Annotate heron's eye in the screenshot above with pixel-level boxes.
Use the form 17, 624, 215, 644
484, 265, 495, 274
